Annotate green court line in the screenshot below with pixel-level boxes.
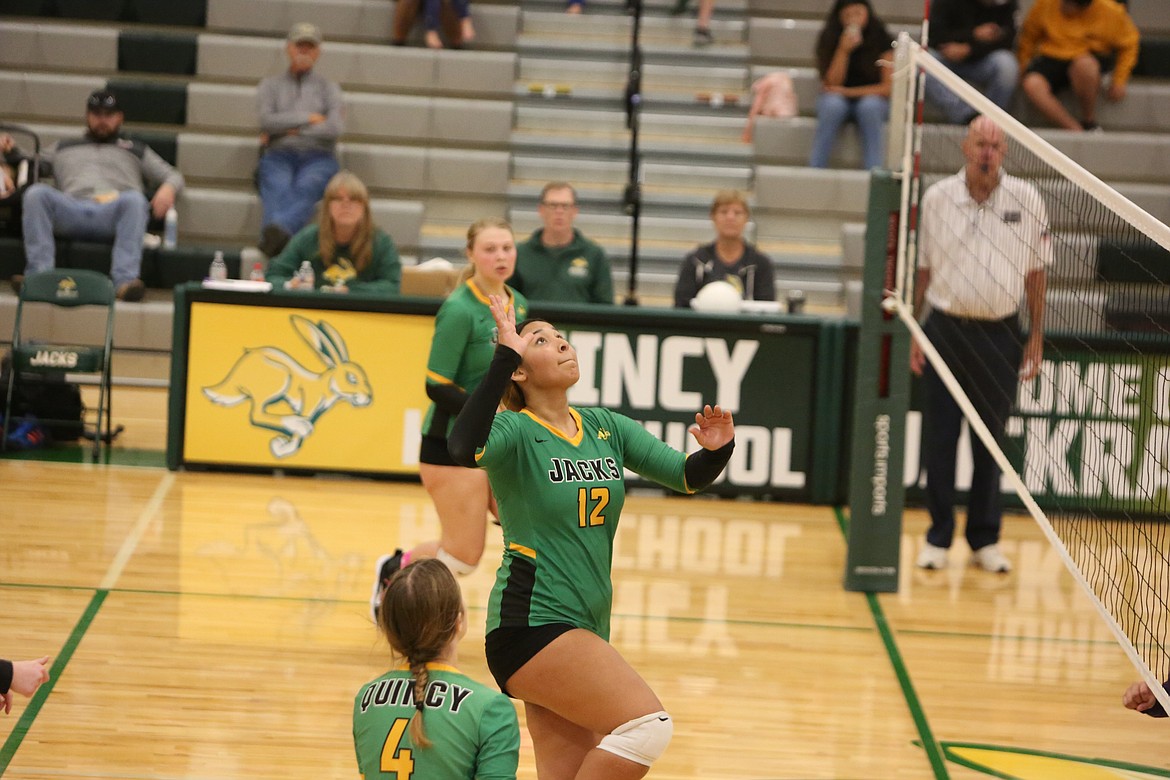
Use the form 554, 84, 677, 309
0, 581, 879, 635
0, 589, 107, 776
834, 507, 950, 780
940, 740, 1170, 778
0, 448, 166, 468
0, 580, 1128, 647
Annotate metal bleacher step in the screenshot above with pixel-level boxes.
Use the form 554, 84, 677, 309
510, 130, 752, 165
518, 0, 749, 20
511, 103, 750, 168
518, 56, 750, 96
520, 9, 744, 39
511, 154, 752, 192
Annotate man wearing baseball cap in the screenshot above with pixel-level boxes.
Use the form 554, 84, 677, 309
3, 89, 185, 301
254, 22, 345, 258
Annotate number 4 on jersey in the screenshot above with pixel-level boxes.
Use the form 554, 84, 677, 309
380, 718, 415, 778
577, 486, 610, 528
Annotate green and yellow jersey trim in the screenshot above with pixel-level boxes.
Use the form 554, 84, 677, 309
508, 542, 536, 559
520, 407, 584, 446
426, 370, 460, 387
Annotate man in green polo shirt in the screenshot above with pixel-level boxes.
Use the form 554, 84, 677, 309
512, 181, 614, 304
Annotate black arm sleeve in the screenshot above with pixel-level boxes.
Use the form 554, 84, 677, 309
447, 345, 522, 467
426, 382, 469, 415
684, 440, 734, 491
0, 659, 12, 695
673, 255, 701, 309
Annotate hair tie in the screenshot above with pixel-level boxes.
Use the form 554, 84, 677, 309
415, 700, 425, 712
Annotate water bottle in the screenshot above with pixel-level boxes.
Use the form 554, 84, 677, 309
297, 260, 315, 290
209, 250, 228, 281
163, 207, 178, 249
249, 262, 265, 282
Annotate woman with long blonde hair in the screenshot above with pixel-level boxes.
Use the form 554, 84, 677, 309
266, 170, 401, 294
370, 218, 528, 616
354, 558, 520, 778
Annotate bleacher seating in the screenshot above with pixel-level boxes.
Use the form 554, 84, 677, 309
1, 0, 1168, 331
0, 9, 522, 289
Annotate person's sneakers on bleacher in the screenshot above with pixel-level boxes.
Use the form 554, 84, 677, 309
971, 543, 1012, 573
916, 541, 949, 570
258, 224, 292, 259
116, 279, 146, 302
693, 26, 713, 46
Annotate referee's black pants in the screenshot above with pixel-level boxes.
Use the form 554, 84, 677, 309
921, 311, 1022, 552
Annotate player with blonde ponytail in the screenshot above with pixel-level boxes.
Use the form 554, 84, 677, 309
353, 558, 520, 778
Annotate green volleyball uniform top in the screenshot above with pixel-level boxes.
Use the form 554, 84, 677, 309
476, 407, 691, 639
421, 281, 528, 440
353, 662, 520, 780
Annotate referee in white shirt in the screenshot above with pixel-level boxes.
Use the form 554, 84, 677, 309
911, 116, 1051, 573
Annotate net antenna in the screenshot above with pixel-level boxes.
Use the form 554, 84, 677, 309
888, 32, 1170, 717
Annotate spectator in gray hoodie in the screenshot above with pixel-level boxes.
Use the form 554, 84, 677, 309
8, 90, 185, 301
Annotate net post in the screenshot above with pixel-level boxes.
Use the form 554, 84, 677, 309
884, 33, 912, 175
843, 169, 912, 593
893, 38, 1170, 711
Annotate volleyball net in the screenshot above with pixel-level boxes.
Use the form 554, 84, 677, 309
885, 35, 1170, 714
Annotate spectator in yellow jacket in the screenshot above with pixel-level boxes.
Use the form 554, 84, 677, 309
1018, 0, 1139, 131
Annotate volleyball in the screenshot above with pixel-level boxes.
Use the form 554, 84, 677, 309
691, 280, 743, 312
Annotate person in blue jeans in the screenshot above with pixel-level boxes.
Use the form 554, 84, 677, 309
5, 90, 185, 301
809, 0, 894, 170
255, 23, 344, 258
423, 0, 475, 48
924, 0, 1020, 124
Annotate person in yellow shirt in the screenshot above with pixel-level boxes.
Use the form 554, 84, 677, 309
1018, 0, 1139, 131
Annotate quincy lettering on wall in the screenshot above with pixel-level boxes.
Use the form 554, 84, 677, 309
560, 321, 817, 498
170, 289, 841, 495
903, 350, 1170, 515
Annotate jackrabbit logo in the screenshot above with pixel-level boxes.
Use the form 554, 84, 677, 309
202, 315, 373, 458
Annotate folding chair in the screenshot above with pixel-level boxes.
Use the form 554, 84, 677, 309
3, 269, 115, 458
0, 123, 40, 237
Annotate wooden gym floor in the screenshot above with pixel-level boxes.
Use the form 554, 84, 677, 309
1, 388, 1167, 779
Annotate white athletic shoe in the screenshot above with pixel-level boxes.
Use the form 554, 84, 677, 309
915, 542, 950, 570
971, 544, 1012, 573
369, 550, 404, 622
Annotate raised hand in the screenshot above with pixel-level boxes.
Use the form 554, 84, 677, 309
688, 404, 734, 451
488, 294, 534, 356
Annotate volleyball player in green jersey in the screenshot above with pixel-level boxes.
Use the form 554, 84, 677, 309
449, 295, 735, 780
371, 219, 528, 618
355, 558, 520, 779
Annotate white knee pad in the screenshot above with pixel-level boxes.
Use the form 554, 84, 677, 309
597, 711, 673, 767
436, 547, 477, 576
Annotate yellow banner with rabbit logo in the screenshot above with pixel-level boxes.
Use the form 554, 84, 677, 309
184, 303, 432, 472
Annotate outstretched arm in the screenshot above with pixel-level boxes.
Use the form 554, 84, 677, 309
447, 295, 533, 466
1, 657, 51, 715
684, 404, 735, 491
